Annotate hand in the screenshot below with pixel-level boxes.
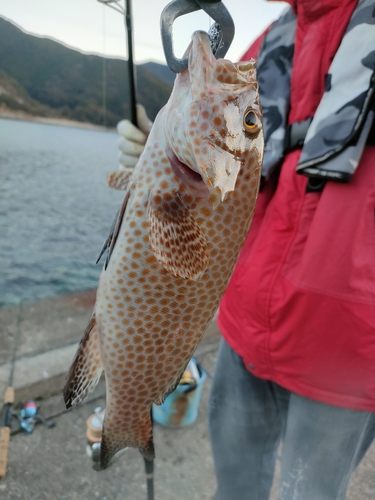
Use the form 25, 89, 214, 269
117, 104, 153, 170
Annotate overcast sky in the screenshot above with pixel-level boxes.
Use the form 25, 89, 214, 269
0, 1, 286, 64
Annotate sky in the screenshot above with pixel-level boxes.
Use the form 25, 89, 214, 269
0, 0, 286, 64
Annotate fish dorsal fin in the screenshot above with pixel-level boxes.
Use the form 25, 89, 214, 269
96, 185, 131, 269
63, 314, 103, 408
147, 191, 208, 281
106, 169, 133, 190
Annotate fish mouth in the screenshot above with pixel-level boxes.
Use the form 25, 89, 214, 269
167, 148, 209, 196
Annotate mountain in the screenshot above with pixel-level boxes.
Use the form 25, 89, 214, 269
0, 17, 174, 127
142, 62, 176, 87
0, 69, 60, 118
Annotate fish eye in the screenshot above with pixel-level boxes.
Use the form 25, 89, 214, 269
243, 110, 259, 133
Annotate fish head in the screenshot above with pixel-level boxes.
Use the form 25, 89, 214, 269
165, 30, 263, 206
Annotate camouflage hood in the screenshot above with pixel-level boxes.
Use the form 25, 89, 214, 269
259, 0, 375, 182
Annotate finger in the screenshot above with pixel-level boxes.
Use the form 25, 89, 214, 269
117, 120, 147, 144
136, 104, 153, 134
118, 137, 145, 157
118, 153, 139, 170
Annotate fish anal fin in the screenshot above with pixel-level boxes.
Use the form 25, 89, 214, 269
63, 314, 103, 408
153, 359, 190, 406
154, 380, 179, 406
99, 409, 154, 469
147, 191, 208, 281
106, 170, 132, 191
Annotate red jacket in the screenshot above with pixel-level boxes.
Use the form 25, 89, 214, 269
218, 0, 375, 411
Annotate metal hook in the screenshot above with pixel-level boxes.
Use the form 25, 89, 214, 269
160, 0, 235, 73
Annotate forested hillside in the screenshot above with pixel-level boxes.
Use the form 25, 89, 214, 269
0, 17, 175, 126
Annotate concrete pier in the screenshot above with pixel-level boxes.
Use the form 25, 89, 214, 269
0, 291, 374, 499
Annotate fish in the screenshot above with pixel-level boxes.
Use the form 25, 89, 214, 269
63, 30, 263, 469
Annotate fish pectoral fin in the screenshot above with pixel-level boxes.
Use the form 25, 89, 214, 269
63, 314, 103, 408
147, 191, 209, 281
106, 170, 133, 190
100, 409, 154, 469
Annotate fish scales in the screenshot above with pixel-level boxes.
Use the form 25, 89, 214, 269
64, 31, 263, 469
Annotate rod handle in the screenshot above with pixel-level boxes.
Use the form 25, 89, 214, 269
4, 388, 14, 405
0, 426, 11, 478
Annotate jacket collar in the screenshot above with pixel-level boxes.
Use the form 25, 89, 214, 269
269, 0, 359, 19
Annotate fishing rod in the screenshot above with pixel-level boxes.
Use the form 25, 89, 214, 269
124, 0, 138, 127
98, 0, 138, 127
145, 450, 154, 500
0, 302, 22, 478
98, 1, 152, 496
124, 0, 152, 494
123, 1, 153, 495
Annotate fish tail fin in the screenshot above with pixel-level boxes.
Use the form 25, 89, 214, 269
63, 314, 104, 408
99, 407, 155, 469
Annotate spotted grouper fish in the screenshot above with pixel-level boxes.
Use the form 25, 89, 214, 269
64, 31, 263, 469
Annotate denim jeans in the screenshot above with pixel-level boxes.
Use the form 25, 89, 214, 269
208, 338, 375, 500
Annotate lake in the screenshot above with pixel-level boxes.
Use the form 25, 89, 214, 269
0, 118, 124, 307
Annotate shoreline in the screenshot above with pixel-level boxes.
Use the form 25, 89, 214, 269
0, 108, 115, 132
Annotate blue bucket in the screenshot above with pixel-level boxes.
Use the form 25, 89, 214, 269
152, 359, 206, 428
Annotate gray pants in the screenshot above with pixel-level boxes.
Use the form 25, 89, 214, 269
208, 338, 375, 500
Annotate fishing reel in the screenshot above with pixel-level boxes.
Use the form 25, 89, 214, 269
17, 401, 55, 434
86, 407, 105, 463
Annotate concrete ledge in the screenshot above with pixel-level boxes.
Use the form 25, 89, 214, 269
0, 315, 221, 404
0, 343, 78, 403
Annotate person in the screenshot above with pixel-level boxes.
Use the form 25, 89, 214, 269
116, 1, 375, 498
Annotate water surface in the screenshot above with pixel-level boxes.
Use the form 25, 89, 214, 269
0, 118, 124, 307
